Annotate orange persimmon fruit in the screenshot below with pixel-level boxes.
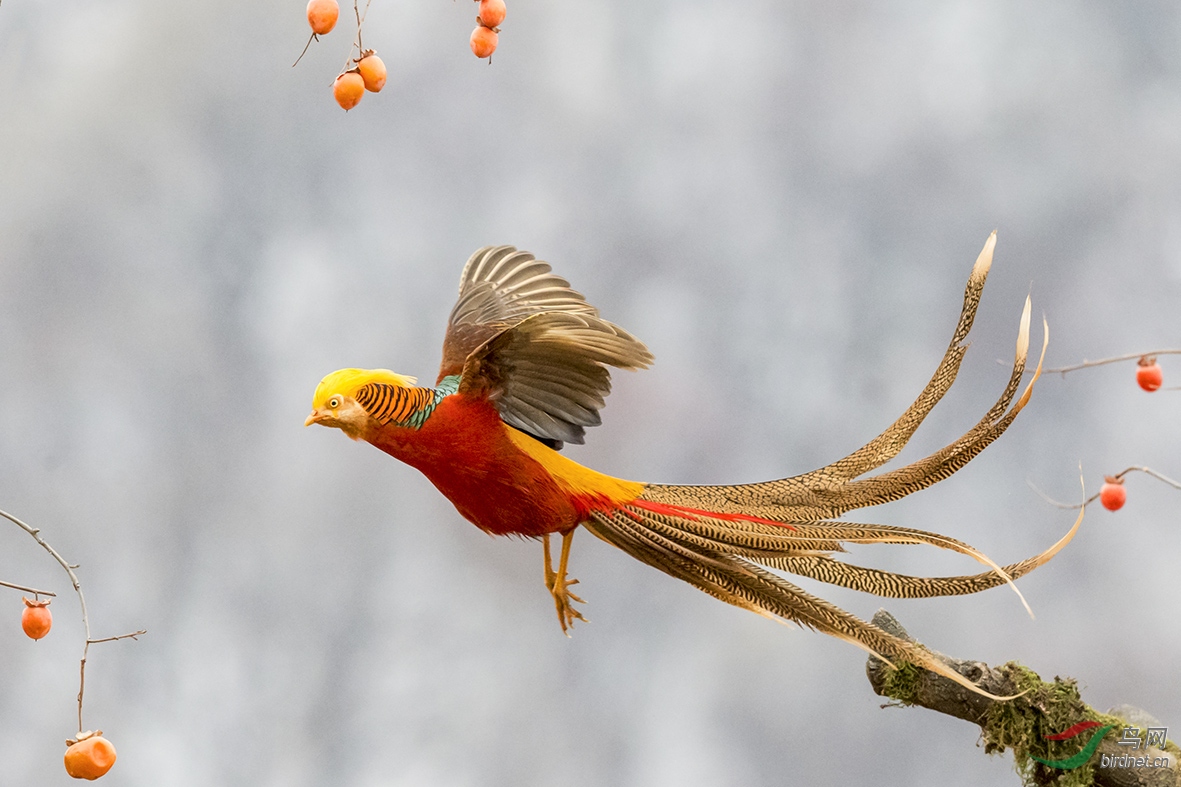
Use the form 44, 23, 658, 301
307, 0, 339, 35
333, 71, 365, 110
21, 597, 51, 640
358, 53, 387, 92
64, 733, 117, 780
1136, 357, 1163, 392
1099, 477, 1126, 511
470, 26, 498, 59
478, 0, 507, 28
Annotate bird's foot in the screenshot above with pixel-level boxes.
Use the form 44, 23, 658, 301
545, 569, 587, 636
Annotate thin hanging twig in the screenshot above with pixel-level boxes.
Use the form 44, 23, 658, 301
292, 32, 318, 68
338, 0, 374, 76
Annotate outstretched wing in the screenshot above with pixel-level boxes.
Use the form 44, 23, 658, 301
444, 248, 653, 446
438, 246, 603, 381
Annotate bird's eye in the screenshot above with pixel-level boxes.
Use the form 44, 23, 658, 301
328, 397, 341, 408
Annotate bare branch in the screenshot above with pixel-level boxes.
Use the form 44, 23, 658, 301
1128, 466, 1181, 490
1042, 349, 1181, 376
2, 507, 145, 734
0, 579, 57, 596
87, 631, 147, 645
1026, 479, 1091, 510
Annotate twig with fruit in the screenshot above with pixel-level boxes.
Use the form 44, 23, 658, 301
293, 0, 391, 111
1020, 348, 1177, 514
295, 0, 507, 109
1029, 466, 1181, 512
2, 507, 146, 781
1044, 350, 1177, 391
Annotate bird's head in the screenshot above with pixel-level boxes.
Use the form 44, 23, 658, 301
305, 368, 418, 439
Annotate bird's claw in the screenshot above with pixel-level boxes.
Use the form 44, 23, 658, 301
542, 530, 588, 635
548, 573, 587, 635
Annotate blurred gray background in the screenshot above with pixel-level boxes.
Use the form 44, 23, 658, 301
1, 0, 1179, 784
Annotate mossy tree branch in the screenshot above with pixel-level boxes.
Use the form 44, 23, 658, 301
865, 610, 1179, 787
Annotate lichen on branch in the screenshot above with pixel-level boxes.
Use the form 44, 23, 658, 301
865, 610, 1179, 787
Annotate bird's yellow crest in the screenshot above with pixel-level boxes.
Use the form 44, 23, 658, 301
311, 368, 418, 409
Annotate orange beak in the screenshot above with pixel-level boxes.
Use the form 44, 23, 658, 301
304, 410, 321, 427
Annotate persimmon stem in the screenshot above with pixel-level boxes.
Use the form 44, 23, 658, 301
1, 507, 145, 735
0, 579, 57, 596
1041, 348, 1181, 375
1028, 466, 1181, 509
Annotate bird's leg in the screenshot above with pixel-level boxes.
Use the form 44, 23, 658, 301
543, 533, 556, 591
543, 530, 587, 635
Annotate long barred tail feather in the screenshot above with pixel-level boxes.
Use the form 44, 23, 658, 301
762, 503, 1082, 599
584, 503, 1079, 700
639, 233, 1048, 525
785, 233, 997, 494
626, 499, 1044, 615
822, 309, 1047, 517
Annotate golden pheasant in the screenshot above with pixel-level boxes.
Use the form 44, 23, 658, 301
306, 234, 1077, 699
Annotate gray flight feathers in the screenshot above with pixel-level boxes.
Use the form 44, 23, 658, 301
461, 312, 653, 444
445, 246, 653, 445
449, 246, 601, 327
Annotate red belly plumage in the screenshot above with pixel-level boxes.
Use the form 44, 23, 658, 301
364, 394, 583, 536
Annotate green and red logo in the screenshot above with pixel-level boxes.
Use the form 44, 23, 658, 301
1032, 721, 1114, 770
